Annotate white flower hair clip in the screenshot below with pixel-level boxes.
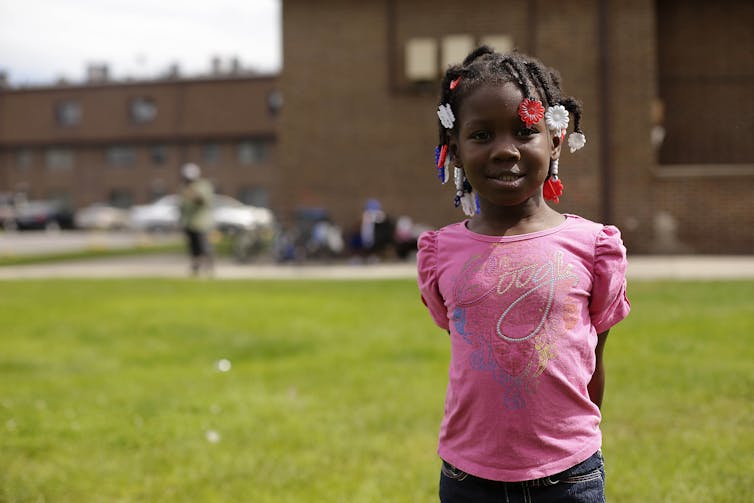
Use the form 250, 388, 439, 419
437, 104, 455, 129
568, 132, 587, 153
545, 105, 569, 132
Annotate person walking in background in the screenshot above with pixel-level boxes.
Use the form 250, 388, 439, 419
360, 198, 385, 253
417, 46, 630, 502
359, 198, 394, 262
178, 163, 214, 276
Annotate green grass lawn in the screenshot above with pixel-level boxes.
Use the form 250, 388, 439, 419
0, 279, 751, 502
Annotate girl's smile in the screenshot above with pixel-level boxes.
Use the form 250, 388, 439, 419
489, 172, 525, 186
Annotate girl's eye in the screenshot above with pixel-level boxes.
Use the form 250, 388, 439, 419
517, 127, 538, 137
470, 131, 492, 141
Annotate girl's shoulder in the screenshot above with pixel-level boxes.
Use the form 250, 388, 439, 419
417, 221, 466, 246
563, 214, 624, 243
564, 215, 628, 269
562, 213, 608, 232
417, 222, 464, 258
416, 221, 470, 273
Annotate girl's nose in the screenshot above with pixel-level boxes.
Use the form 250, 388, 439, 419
490, 135, 520, 162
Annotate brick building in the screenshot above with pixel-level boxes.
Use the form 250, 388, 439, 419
0, 74, 280, 209
1, 0, 752, 253
278, 0, 753, 254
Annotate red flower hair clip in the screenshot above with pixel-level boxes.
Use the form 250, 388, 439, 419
518, 98, 545, 128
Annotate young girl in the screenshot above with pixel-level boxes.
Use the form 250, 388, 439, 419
417, 46, 630, 502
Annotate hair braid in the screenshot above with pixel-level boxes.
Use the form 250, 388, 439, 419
560, 97, 584, 133
525, 61, 558, 106
507, 57, 533, 98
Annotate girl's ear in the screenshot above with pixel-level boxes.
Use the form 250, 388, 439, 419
550, 131, 563, 161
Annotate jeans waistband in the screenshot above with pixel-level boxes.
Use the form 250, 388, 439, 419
443, 450, 603, 487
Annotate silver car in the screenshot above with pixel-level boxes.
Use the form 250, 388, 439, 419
128, 195, 180, 232
128, 194, 275, 235
74, 203, 130, 231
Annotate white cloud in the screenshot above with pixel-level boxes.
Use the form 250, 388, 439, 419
0, 0, 281, 85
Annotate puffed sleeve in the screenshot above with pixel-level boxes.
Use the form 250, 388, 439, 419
589, 225, 631, 333
416, 231, 449, 330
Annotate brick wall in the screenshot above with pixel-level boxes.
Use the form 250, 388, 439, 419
0, 76, 279, 208
279, 0, 753, 253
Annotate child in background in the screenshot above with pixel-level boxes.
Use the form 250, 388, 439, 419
417, 46, 630, 502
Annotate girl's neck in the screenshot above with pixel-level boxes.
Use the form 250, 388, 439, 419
466, 201, 564, 237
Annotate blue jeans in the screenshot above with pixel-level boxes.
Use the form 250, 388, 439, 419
439, 450, 606, 503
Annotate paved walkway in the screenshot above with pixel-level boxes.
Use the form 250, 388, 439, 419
0, 254, 753, 280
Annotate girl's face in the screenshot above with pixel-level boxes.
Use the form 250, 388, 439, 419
450, 82, 561, 211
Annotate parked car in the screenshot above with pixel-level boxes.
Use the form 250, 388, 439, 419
212, 195, 275, 234
128, 195, 180, 232
14, 200, 75, 231
128, 194, 275, 235
74, 203, 130, 230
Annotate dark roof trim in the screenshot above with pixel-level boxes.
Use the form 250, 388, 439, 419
0, 73, 279, 95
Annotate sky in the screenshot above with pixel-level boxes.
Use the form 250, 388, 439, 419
0, 0, 281, 86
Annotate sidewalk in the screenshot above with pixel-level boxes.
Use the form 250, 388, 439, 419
626, 255, 754, 280
0, 254, 753, 280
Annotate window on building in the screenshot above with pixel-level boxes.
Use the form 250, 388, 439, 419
238, 140, 269, 165
238, 187, 269, 208
56, 101, 82, 127
45, 149, 74, 171
267, 90, 283, 116
480, 35, 513, 55
106, 146, 136, 167
405, 38, 438, 82
403, 35, 513, 86
130, 97, 157, 124
150, 145, 167, 165
16, 149, 33, 170
657, 1, 753, 165
441, 35, 474, 69
202, 143, 222, 164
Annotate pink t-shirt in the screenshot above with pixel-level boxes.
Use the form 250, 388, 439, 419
417, 214, 630, 482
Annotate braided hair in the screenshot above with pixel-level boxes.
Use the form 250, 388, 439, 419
435, 46, 585, 209
437, 46, 583, 147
